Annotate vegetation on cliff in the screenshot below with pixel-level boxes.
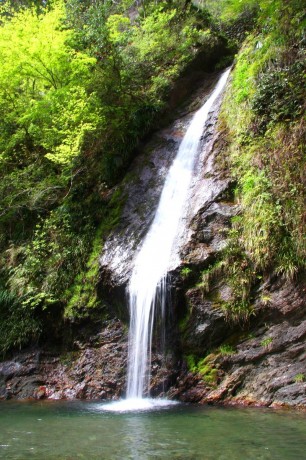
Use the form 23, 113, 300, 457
0, 0, 229, 355
191, 0, 305, 323
221, 0, 306, 320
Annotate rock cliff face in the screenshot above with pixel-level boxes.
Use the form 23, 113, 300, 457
0, 320, 127, 401
169, 277, 306, 408
99, 71, 226, 290
1, 70, 305, 408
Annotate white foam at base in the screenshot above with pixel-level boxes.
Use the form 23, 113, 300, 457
101, 398, 179, 413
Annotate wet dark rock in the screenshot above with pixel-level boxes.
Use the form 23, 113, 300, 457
0, 318, 179, 401
99, 71, 232, 300
171, 277, 306, 408
0, 320, 128, 401
181, 288, 231, 354
203, 367, 251, 403
149, 352, 180, 397
99, 132, 179, 293
168, 373, 209, 403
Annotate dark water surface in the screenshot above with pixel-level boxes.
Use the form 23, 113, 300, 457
0, 400, 305, 459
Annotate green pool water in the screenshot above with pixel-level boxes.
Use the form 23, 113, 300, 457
0, 401, 305, 459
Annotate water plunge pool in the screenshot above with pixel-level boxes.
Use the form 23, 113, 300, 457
0, 400, 305, 459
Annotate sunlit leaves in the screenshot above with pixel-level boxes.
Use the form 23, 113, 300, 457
106, 14, 131, 44
0, 1, 98, 166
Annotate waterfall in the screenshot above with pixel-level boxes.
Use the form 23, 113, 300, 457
126, 68, 231, 402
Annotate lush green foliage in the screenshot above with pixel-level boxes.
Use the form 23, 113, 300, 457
0, 3, 99, 166
197, 0, 259, 44
216, 0, 305, 322
197, 0, 257, 23
189, 0, 305, 324
0, 0, 224, 354
294, 373, 305, 383
218, 344, 235, 355
0, 289, 41, 355
186, 353, 218, 386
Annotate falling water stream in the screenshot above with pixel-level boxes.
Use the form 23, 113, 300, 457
105, 68, 231, 411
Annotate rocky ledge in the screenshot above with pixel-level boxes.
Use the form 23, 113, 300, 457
0, 320, 127, 401
168, 277, 306, 409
